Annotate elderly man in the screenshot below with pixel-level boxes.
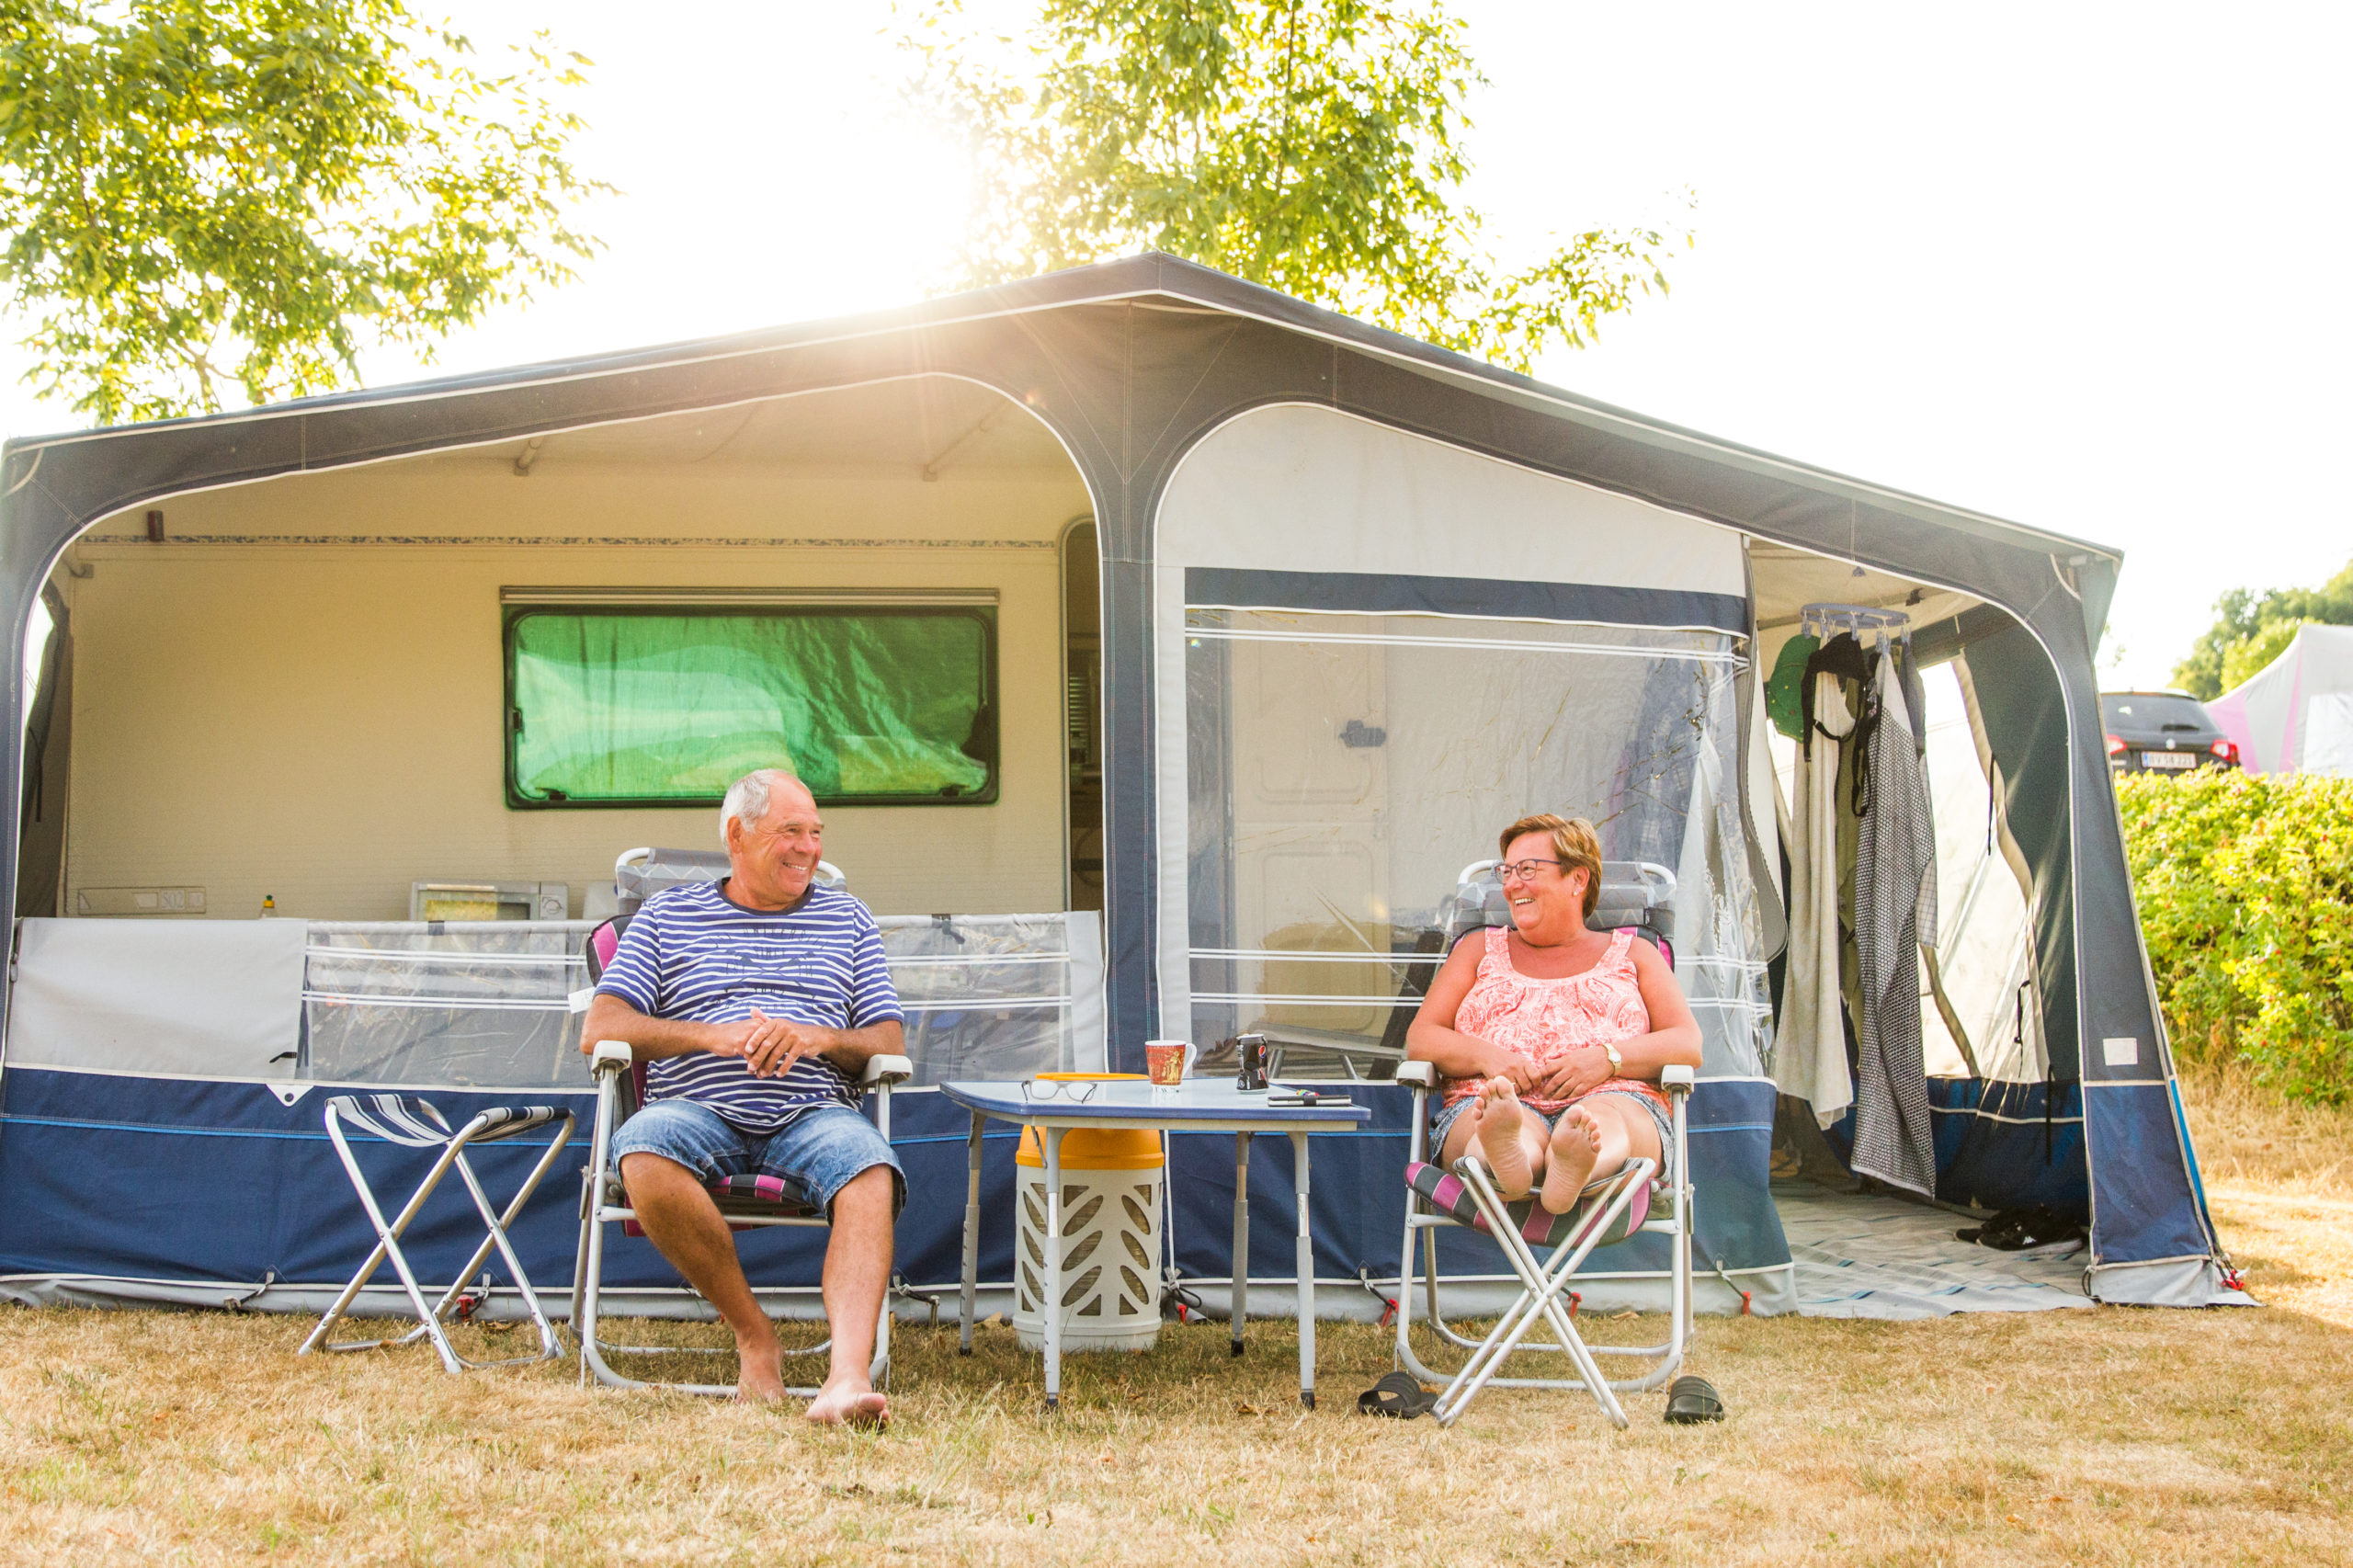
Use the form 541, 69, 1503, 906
581, 767, 902, 1425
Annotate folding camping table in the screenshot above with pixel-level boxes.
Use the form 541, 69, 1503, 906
941, 1078, 1371, 1410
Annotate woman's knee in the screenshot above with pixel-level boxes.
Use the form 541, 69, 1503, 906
1592, 1096, 1658, 1158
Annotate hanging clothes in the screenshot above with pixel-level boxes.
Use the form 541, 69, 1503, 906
1775, 659, 1857, 1125
1765, 632, 1819, 741
1850, 646, 1940, 1196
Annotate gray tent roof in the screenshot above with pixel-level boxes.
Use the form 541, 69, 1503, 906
1, 253, 2121, 641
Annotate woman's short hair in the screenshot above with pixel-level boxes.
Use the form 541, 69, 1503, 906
1498, 812, 1603, 919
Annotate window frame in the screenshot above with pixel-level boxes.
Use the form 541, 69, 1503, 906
501, 600, 1001, 811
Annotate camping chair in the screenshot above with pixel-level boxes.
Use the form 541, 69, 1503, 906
607, 845, 845, 912
1391, 1060, 1697, 1429
1451, 858, 1678, 962
567, 882, 912, 1396
300, 1095, 574, 1372
1258, 861, 1678, 1084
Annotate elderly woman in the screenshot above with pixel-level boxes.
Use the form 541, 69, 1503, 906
1405, 813, 1702, 1213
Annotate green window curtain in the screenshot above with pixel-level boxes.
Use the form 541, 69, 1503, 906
508, 609, 995, 805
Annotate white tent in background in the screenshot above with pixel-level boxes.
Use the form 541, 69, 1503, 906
2209, 624, 2353, 777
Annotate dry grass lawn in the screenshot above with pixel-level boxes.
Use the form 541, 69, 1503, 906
2, 1067, 2347, 1566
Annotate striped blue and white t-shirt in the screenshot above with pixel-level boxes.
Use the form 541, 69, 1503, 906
593, 880, 904, 1132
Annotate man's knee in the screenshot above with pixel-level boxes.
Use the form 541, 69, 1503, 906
830, 1164, 899, 1226
619, 1150, 701, 1200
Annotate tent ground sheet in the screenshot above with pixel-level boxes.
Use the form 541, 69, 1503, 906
1776, 1182, 2091, 1319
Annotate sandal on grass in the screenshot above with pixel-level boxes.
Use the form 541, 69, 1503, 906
1957, 1204, 2085, 1252
1663, 1375, 1725, 1425
1357, 1370, 1438, 1418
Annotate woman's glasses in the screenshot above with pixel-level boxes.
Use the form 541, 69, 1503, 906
1495, 858, 1565, 883
1023, 1078, 1101, 1104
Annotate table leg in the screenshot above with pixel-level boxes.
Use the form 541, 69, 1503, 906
1291, 1130, 1315, 1410
1044, 1125, 1065, 1412
1231, 1131, 1251, 1357
959, 1111, 984, 1355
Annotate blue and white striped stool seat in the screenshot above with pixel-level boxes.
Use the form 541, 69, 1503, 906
326, 1095, 567, 1149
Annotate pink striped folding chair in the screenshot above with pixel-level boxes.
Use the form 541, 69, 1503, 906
566, 913, 911, 1396
1391, 1061, 1697, 1428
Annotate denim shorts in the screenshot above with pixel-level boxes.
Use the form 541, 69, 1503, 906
1429, 1089, 1675, 1184
610, 1097, 905, 1217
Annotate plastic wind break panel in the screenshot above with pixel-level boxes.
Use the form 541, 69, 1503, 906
293, 915, 1102, 1093
1182, 608, 1772, 1080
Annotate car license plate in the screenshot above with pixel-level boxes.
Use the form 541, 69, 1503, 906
2143, 750, 2197, 770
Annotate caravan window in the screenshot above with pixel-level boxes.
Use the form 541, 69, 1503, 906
504, 604, 998, 807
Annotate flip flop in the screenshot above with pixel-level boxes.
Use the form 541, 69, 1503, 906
1663, 1375, 1725, 1425
1357, 1370, 1438, 1419
1957, 1205, 2086, 1252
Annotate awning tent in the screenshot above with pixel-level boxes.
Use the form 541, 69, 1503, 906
0, 254, 2237, 1319
2210, 623, 2353, 776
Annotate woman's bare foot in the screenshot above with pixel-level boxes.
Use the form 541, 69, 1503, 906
1474, 1077, 1535, 1199
1540, 1106, 1604, 1213
805, 1373, 890, 1429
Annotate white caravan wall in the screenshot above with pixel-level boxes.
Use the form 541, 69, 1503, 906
58, 454, 1088, 921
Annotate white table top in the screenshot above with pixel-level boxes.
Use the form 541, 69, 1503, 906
940, 1077, 1372, 1131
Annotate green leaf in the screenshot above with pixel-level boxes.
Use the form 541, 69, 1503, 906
0, 0, 609, 422
898, 0, 1686, 366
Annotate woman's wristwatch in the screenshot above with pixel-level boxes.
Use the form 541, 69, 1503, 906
1600, 1041, 1623, 1075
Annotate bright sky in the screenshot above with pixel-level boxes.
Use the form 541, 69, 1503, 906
5, 1, 2344, 690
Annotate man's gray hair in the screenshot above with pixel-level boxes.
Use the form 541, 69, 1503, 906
720, 768, 802, 840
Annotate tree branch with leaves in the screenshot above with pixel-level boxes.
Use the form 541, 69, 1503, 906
899, 0, 1688, 373
0, 0, 608, 424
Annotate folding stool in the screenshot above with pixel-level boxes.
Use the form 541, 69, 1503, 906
301, 1094, 575, 1371
1392, 1060, 1696, 1428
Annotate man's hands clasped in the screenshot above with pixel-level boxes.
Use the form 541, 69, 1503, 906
713, 1009, 835, 1079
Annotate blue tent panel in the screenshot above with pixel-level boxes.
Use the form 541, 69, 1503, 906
0, 1068, 1790, 1315
1927, 1078, 2087, 1215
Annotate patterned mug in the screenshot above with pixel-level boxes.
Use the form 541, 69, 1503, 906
1144, 1039, 1198, 1085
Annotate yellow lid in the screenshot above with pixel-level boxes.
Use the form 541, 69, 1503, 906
1012, 1074, 1163, 1169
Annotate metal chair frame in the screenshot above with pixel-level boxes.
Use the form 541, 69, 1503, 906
569, 1040, 913, 1396
301, 1096, 574, 1372
1392, 1060, 1697, 1428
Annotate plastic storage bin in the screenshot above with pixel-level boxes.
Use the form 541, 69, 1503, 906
1013, 1075, 1164, 1353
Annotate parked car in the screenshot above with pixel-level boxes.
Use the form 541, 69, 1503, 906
2100, 690, 2240, 774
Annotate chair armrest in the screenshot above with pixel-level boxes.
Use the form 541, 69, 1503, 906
591, 1040, 633, 1075
863, 1054, 914, 1088
1393, 1060, 1438, 1089
1660, 1063, 1696, 1095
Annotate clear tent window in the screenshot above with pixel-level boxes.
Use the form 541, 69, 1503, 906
504, 605, 999, 807
1180, 603, 1772, 1079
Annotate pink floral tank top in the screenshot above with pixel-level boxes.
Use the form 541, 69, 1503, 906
1443, 926, 1665, 1115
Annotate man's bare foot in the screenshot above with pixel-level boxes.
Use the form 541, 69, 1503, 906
1474, 1077, 1535, 1199
736, 1340, 789, 1403
1540, 1106, 1604, 1213
806, 1374, 890, 1429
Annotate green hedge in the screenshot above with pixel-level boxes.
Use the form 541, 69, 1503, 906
2119, 771, 2353, 1103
